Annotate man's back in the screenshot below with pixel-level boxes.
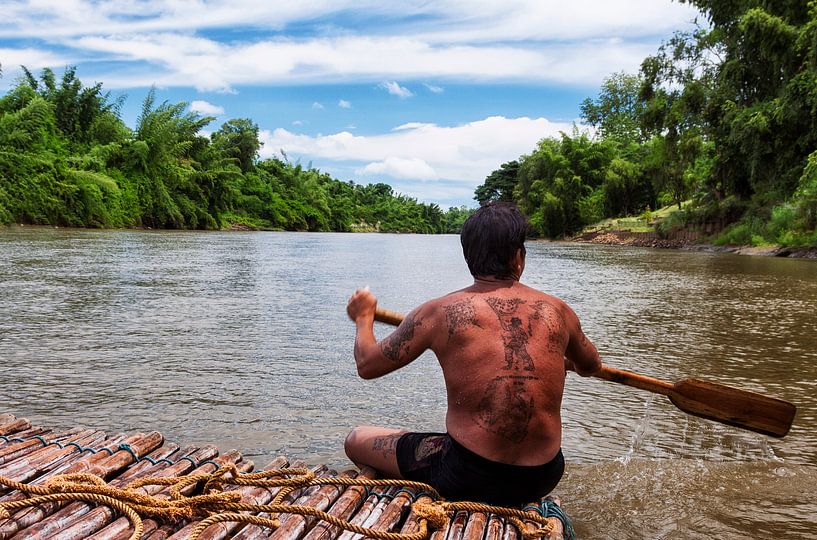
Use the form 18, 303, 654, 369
344, 202, 601, 504
420, 280, 571, 466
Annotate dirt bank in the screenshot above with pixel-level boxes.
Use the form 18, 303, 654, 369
569, 229, 817, 259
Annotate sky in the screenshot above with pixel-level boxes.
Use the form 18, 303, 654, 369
0, 0, 700, 208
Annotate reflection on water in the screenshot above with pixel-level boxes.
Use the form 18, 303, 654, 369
1, 227, 816, 538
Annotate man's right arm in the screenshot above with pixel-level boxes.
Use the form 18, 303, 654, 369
347, 288, 432, 379
562, 304, 602, 376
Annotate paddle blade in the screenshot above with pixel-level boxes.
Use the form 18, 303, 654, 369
669, 378, 796, 438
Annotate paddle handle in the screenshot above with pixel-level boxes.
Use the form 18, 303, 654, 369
373, 307, 405, 327
593, 365, 674, 395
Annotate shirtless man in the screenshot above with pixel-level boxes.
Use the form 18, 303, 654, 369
344, 202, 602, 505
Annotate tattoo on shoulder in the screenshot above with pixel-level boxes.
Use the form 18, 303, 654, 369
474, 375, 538, 443
381, 313, 422, 362
443, 298, 481, 340
531, 299, 566, 352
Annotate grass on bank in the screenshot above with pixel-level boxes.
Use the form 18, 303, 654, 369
581, 202, 690, 235
581, 199, 817, 249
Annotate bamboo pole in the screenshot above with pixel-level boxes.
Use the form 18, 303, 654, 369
0, 428, 51, 456
158, 452, 255, 540
0, 414, 18, 428
268, 469, 358, 540
398, 494, 434, 536
0, 420, 31, 437
301, 466, 376, 540
0, 430, 64, 465
461, 511, 488, 540
109, 444, 183, 486
0, 432, 161, 538
83, 446, 220, 540
331, 491, 379, 540
427, 521, 450, 540
0, 428, 90, 464
0, 430, 104, 487
190, 456, 290, 540
359, 487, 414, 540
445, 511, 469, 540
336, 486, 398, 540
0, 432, 120, 538
227, 463, 329, 540
18, 431, 121, 482
24, 444, 185, 540
0, 430, 93, 478
500, 517, 518, 540
484, 514, 503, 540
116, 449, 246, 540
1, 426, 49, 441
78, 431, 164, 477
144, 521, 178, 540
224, 460, 311, 540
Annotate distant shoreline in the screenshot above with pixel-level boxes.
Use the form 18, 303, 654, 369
6, 223, 817, 258
567, 229, 817, 259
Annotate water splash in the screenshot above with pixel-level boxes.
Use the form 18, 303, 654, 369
618, 395, 657, 465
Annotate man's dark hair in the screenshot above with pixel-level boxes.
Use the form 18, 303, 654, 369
460, 202, 529, 278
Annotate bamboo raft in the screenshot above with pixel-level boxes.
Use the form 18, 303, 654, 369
0, 414, 569, 540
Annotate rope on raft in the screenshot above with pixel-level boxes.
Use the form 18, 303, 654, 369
0, 435, 576, 540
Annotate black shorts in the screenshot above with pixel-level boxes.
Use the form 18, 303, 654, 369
395, 432, 564, 506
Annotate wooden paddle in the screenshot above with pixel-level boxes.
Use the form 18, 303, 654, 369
373, 307, 796, 438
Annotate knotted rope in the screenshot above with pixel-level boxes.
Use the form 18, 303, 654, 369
0, 463, 568, 540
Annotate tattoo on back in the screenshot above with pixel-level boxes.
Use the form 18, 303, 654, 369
381, 313, 421, 362
474, 375, 537, 443
444, 298, 481, 340
486, 297, 535, 371
531, 300, 565, 353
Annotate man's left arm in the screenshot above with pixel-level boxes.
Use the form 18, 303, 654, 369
347, 288, 432, 379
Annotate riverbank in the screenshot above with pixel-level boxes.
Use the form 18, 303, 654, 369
569, 229, 817, 259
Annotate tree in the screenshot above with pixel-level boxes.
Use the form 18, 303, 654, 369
580, 72, 645, 143
474, 160, 519, 204
211, 118, 261, 173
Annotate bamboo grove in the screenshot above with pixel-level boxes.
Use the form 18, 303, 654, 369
473, 1, 817, 247
0, 67, 471, 234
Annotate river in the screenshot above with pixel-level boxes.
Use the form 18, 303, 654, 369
1, 226, 815, 538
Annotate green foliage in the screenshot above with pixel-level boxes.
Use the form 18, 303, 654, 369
474, 160, 519, 205
580, 72, 645, 143
794, 150, 817, 230
0, 67, 466, 233
470, 2, 817, 246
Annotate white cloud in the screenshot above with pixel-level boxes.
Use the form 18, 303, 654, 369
338, 99, 351, 109
424, 83, 444, 94
0, 0, 698, 92
25, 32, 662, 91
379, 81, 414, 98
0, 47, 68, 71
356, 157, 438, 180
0, 1, 697, 42
394, 122, 436, 131
189, 100, 224, 116
258, 115, 582, 200
312, 101, 324, 109
292, 120, 303, 126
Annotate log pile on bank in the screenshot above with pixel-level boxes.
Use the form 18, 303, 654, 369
0, 413, 568, 540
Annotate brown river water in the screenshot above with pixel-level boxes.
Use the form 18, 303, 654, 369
0, 226, 815, 538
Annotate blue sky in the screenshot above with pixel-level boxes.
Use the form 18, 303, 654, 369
0, 1, 699, 208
